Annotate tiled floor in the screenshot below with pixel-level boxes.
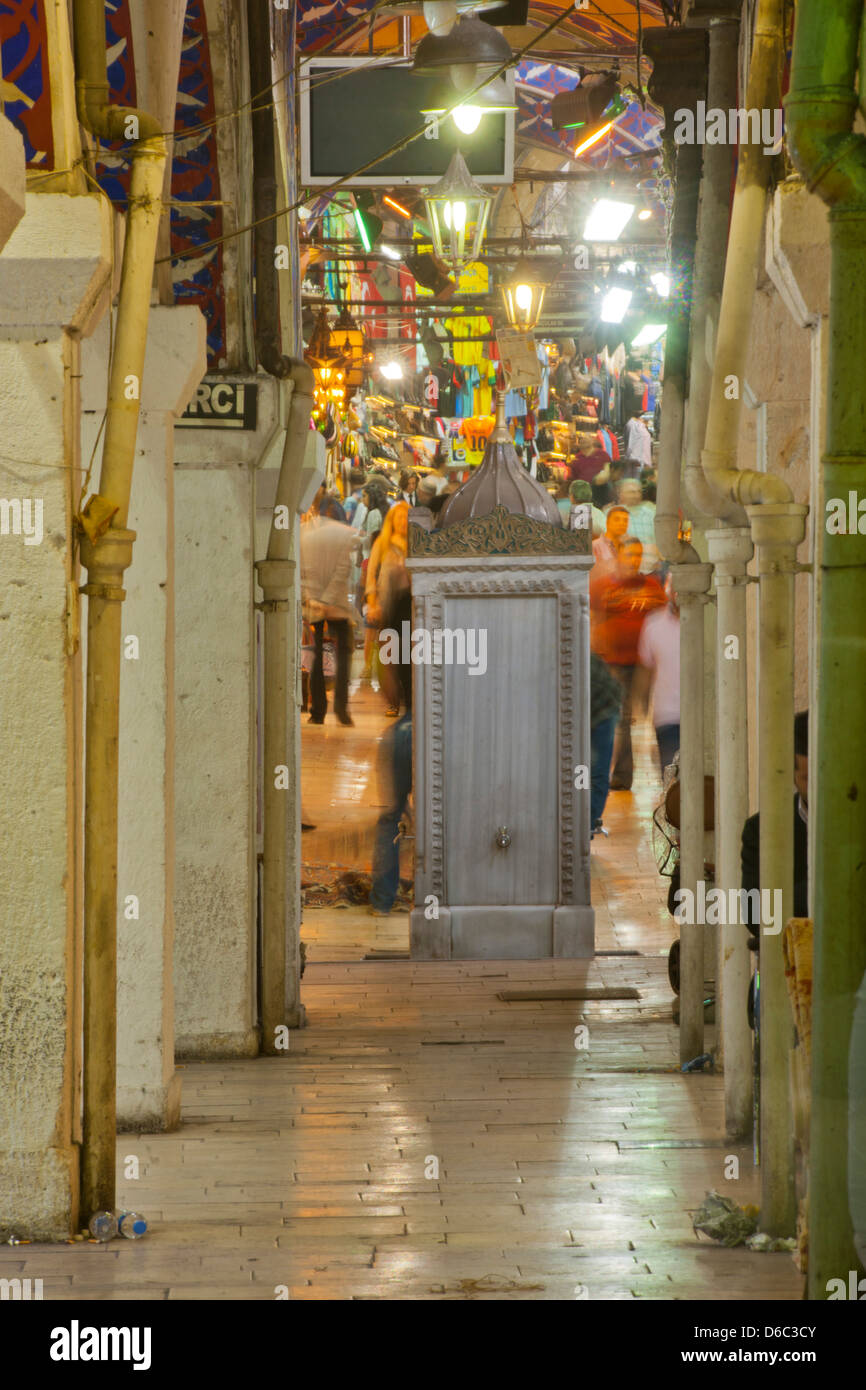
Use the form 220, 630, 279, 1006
0, 694, 804, 1300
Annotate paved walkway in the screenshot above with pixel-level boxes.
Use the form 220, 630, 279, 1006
0, 697, 803, 1300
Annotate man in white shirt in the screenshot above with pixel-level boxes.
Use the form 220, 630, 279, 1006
623, 408, 653, 471
637, 583, 680, 775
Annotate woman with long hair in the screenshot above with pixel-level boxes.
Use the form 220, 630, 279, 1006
366, 500, 410, 717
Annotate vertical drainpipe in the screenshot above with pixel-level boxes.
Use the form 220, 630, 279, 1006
686, 15, 755, 1141
247, 0, 312, 1046
697, 0, 807, 1237
72, 0, 167, 1217
785, 0, 866, 1297
644, 28, 713, 1065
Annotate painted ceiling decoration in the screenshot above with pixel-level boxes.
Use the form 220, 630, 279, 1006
169, 0, 226, 367
296, 0, 671, 53
515, 58, 662, 169
0, 0, 54, 167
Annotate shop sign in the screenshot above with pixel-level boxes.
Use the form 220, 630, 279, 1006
496, 330, 541, 389
177, 379, 259, 430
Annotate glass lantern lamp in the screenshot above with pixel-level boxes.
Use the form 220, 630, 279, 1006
423, 150, 492, 274
501, 258, 549, 333
329, 304, 367, 389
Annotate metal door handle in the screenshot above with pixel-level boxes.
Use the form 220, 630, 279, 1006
495, 826, 512, 849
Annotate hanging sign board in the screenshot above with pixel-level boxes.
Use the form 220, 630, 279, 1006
496, 331, 541, 390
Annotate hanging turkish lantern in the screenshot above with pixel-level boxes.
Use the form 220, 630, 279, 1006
328, 304, 367, 389
305, 307, 349, 423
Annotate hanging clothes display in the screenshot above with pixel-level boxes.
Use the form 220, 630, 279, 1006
455, 363, 480, 419
458, 414, 496, 467
444, 313, 493, 367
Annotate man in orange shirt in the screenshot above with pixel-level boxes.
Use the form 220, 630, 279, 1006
590, 538, 666, 790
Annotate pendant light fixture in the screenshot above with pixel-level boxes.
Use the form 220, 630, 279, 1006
328, 304, 368, 389
305, 306, 349, 421
422, 149, 492, 273
500, 256, 550, 333
420, 72, 517, 135
412, 13, 512, 93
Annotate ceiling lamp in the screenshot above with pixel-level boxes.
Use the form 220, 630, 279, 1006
378, 2, 506, 38
551, 73, 618, 132
500, 257, 549, 333
599, 286, 633, 324
382, 193, 414, 220
630, 323, 667, 347
329, 305, 367, 389
583, 198, 635, 242
412, 14, 512, 93
553, 73, 628, 160
423, 150, 492, 273
421, 73, 517, 135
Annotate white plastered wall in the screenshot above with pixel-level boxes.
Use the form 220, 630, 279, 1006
0, 192, 112, 1237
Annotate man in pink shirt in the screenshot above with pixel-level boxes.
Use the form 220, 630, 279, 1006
637, 582, 680, 775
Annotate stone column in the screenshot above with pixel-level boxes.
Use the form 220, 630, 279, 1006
173, 374, 282, 1056
0, 192, 112, 1238
82, 304, 207, 1129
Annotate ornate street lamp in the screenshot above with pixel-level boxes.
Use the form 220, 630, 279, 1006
305, 306, 349, 421
500, 257, 550, 332
423, 150, 492, 274
329, 304, 367, 389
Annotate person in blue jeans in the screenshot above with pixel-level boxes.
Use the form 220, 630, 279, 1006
590, 652, 623, 837
370, 712, 413, 913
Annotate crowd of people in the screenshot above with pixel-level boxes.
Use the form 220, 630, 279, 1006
299, 430, 678, 904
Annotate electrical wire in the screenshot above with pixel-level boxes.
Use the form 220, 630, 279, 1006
156, 4, 583, 269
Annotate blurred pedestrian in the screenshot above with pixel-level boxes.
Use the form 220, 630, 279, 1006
366, 501, 410, 716
590, 652, 623, 837
618, 478, 659, 572
300, 514, 357, 726
590, 538, 666, 790
638, 578, 681, 776
313, 482, 348, 524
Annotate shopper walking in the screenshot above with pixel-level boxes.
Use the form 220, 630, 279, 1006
638, 580, 681, 775
590, 652, 623, 837
300, 514, 357, 726
366, 500, 410, 716
590, 538, 666, 790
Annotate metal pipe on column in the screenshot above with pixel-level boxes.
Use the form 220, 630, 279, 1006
706, 528, 754, 1138
73, 0, 166, 1218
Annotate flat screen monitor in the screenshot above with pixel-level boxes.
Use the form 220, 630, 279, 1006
299, 58, 514, 187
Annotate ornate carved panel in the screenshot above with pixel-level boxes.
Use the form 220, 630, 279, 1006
409, 505, 592, 559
